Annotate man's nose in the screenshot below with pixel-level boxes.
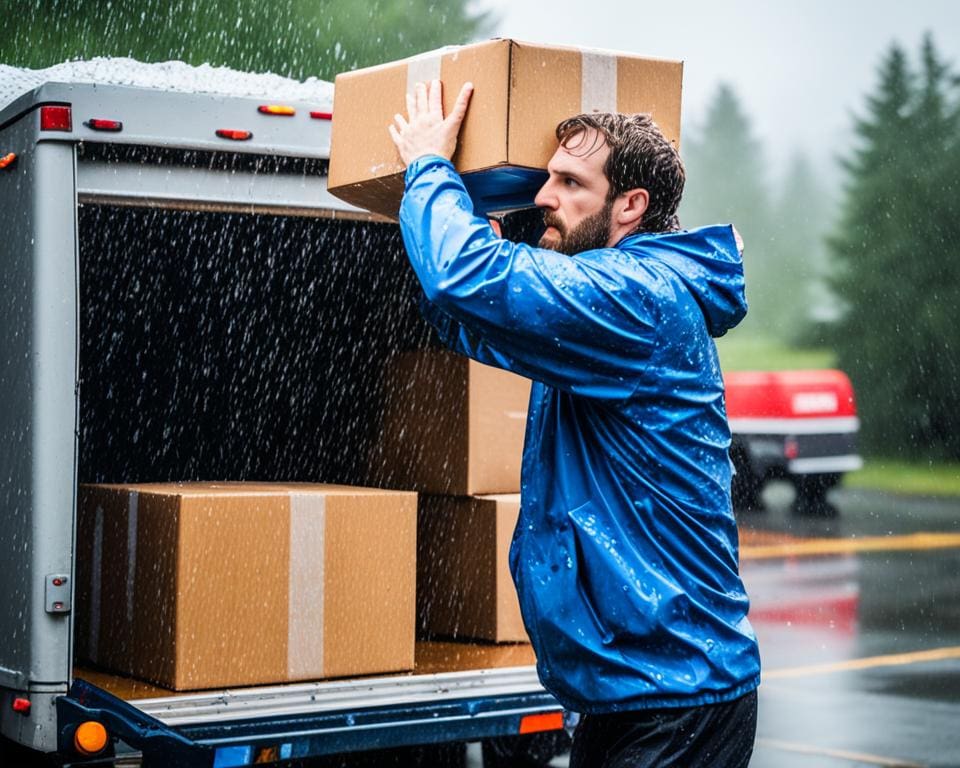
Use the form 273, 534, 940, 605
534, 180, 556, 210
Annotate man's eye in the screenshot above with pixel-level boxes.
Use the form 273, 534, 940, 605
563, 177, 579, 188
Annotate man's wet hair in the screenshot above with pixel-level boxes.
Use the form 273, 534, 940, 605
556, 113, 685, 233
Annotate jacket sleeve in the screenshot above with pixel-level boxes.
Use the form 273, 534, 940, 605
400, 155, 660, 400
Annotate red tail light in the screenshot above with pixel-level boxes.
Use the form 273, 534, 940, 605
310, 111, 333, 120
784, 437, 800, 460
84, 119, 123, 132
216, 129, 253, 141
40, 105, 72, 132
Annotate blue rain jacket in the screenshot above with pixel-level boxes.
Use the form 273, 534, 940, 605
399, 155, 761, 713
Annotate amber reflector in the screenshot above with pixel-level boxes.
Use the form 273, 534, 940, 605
518, 711, 564, 734
74, 721, 109, 755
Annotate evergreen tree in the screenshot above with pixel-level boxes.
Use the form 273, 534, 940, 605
679, 83, 775, 340
828, 35, 960, 458
0, 0, 495, 81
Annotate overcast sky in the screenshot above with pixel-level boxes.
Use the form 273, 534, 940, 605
483, 0, 960, 183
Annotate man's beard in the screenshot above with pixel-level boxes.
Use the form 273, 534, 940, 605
538, 201, 614, 255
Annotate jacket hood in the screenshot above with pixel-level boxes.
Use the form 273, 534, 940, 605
621, 225, 748, 337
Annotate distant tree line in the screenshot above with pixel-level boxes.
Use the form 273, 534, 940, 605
682, 35, 960, 460
0, 0, 495, 81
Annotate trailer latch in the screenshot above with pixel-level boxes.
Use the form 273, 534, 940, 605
0, 152, 16, 170
45, 574, 71, 614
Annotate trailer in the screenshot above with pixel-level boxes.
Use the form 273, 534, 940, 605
0, 62, 569, 767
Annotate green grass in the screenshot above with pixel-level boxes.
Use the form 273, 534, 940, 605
843, 459, 960, 497
715, 334, 836, 372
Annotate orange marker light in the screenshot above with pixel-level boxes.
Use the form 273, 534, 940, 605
518, 711, 564, 735
73, 721, 108, 755
0, 153, 16, 170
258, 105, 295, 116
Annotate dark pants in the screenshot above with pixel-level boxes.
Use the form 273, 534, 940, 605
569, 690, 758, 768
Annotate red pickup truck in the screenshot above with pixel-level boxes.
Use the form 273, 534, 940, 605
725, 370, 862, 515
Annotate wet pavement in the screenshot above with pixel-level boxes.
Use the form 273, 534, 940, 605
742, 484, 960, 768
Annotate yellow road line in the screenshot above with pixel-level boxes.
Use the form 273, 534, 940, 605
742, 532, 960, 560
765, 646, 960, 680
757, 738, 926, 767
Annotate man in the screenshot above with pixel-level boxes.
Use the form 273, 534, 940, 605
389, 80, 761, 767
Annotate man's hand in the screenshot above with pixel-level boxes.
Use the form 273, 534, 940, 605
389, 79, 473, 167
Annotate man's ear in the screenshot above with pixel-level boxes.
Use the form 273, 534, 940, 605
615, 188, 649, 228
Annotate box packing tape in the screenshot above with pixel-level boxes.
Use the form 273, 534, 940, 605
580, 50, 618, 113
287, 493, 326, 678
405, 49, 445, 97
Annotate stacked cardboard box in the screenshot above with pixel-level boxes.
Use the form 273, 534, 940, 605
374, 350, 531, 643
417, 494, 528, 643
375, 349, 531, 496
75, 482, 416, 690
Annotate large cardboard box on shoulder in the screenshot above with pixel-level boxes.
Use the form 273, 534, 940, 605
372, 349, 531, 495
329, 38, 683, 218
418, 494, 528, 643
74, 482, 417, 691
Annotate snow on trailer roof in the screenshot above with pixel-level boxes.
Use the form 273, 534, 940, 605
0, 57, 335, 113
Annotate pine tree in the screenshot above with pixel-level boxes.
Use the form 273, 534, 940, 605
828, 35, 960, 458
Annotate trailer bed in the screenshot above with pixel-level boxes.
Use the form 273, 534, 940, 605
63, 643, 555, 765
76, 641, 538, 703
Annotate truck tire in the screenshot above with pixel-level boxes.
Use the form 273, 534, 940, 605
793, 473, 841, 517
481, 731, 571, 767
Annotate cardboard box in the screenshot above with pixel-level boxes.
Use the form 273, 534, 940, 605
373, 350, 531, 495
75, 482, 417, 690
417, 494, 528, 643
329, 38, 683, 218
